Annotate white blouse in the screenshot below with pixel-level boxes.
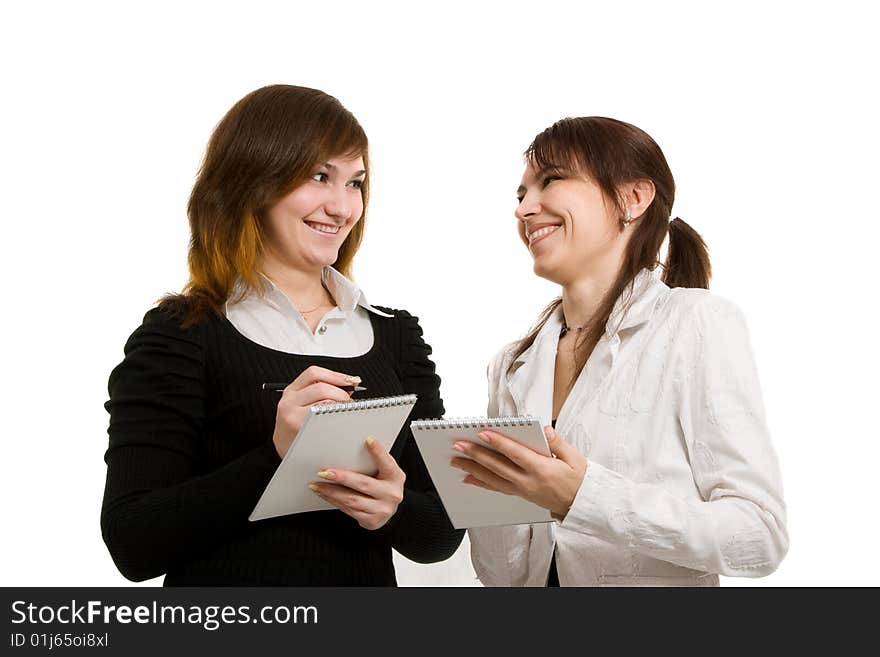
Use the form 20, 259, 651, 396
468, 267, 788, 586
224, 266, 393, 356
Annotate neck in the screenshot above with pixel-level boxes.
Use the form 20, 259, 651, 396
261, 259, 331, 311
560, 262, 623, 330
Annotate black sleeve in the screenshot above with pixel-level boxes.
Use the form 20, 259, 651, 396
379, 309, 465, 563
100, 310, 281, 582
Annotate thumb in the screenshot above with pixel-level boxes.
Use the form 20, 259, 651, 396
544, 426, 579, 464
366, 436, 403, 481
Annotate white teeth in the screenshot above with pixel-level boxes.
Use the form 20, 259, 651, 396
528, 225, 560, 242
306, 222, 340, 234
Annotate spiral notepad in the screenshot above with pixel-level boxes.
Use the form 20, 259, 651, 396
411, 416, 553, 529
250, 394, 417, 521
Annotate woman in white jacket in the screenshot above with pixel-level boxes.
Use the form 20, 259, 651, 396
454, 117, 788, 586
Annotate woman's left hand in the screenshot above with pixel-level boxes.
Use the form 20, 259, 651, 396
309, 437, 406, 530
451, 426, 588, 520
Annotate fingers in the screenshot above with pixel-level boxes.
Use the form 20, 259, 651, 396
364, 436, 406, 482
309, 479, 400, 531
463, 474, 501, 492
450, 454, 516, 494
310, 482, 383, 515
290, 365, 361, 392
312, 447, 404, 510
293, 381, 353, 406
451, 440, 525, 482
543, 426, 580, 465
476, 430, 545, 469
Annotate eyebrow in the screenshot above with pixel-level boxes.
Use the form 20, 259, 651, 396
321, 162, 366, 177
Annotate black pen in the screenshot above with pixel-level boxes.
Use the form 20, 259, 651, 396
261, 382, 367, 393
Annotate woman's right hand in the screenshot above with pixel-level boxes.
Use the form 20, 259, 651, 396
272, 366, 362, 458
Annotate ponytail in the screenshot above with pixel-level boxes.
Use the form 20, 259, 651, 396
662, 217, 711, 289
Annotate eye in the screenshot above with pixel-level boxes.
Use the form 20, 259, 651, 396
516, 194, 524, 204
347, 179, 364, 190
311, 172, 329, 183
542, 175, 562, 187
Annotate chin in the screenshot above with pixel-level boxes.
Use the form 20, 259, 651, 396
531, 257, 564, 284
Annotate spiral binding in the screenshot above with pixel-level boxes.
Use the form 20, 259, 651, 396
410, 415, 539, 430
311, 394, 417, 415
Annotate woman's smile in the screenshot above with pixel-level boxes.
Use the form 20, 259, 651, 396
527, 222, 562, 250
304, 220, 342, 236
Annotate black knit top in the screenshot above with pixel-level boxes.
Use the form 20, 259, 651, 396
100, 303, 463, 586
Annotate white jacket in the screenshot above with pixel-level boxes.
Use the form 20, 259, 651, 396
469, 268, 788, 586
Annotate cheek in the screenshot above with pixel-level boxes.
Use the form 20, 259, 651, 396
351, 192, 365, 222
276, 185, 322, 223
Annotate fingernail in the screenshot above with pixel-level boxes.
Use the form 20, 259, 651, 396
478, 432, 491, 443
308, 483, 320, 492
346, 375, 362, 384
365, 436, 376, 447
452, 442, 465, 452
317, 470, 335, 480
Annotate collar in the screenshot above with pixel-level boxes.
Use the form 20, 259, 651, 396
603, 266, 668, 337
231, 267, 394, 318
513, 267, 667, 366
504, 267, 668, 423
319, 267, 394, 317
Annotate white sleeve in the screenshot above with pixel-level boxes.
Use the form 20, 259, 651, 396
468, 347, 531, 587
560, 295, 789, 577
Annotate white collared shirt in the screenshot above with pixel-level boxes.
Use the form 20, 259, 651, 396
224, 266, 393, 356
469, 268, 789, 586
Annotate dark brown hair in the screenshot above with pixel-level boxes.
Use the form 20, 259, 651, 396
159, 84, 369, 326
508, 117, 711, 377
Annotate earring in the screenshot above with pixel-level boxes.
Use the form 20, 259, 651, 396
622, 208, 632, 227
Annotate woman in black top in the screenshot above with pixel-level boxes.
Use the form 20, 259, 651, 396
101, 85, 463, 585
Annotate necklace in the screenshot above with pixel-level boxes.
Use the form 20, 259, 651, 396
297, 288, 333, 320
298, 301, 326, 316
560, 321, 587, 338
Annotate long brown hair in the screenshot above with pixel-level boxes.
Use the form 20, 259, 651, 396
508, 117, 711, 377
158, 84, 370, 326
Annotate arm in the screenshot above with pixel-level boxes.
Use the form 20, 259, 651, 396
561, 295, 789, 576
379, 309, 465, 563
100, 310, 280, 582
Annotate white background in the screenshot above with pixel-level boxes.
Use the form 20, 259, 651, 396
2, 0, 877, 587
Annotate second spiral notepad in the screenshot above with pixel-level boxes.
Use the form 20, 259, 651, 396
410, 416, 553, 528
250, 394, 417, 521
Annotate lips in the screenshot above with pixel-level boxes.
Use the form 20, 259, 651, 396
527, 222, 561, 246
304, 221, 341, 235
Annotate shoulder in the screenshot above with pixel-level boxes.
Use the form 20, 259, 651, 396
109, 304, 215, 394
665, 288, 747, 327
369, 306, 428, 336
485, 340, 520, 387
124, 300, 219, 355
663, 289, 753, 362
369, 305, 436, 357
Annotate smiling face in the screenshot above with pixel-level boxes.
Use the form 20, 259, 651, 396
515, 159, 629, 285
261, 155, 366, 273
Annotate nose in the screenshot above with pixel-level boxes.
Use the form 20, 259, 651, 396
515, 191, 540, 223
324, 184, 352, 222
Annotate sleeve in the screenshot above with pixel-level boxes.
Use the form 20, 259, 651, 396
378, 309, 465, 563
468, 347, 532, 587
559, 295, 789, 577
100, 309, 281, 582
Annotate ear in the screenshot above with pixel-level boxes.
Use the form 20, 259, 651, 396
622, 179, 656, 221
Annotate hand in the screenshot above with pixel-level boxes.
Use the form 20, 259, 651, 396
272, 365, 361, 458
450, 426, 588, 520
309, 436, 406, 531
